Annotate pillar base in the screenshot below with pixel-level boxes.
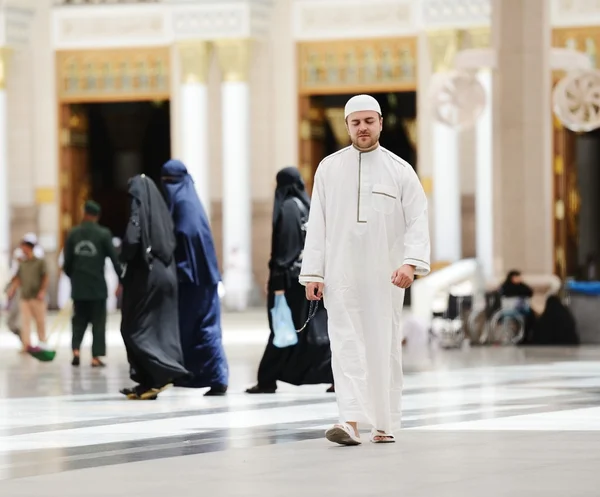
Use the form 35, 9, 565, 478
221, 269, 253, 312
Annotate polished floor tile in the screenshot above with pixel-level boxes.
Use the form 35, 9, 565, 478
1, 309, 600, 494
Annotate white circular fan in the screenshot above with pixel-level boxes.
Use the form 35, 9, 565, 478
429, 70, 486, 130
553, 69, 600, 133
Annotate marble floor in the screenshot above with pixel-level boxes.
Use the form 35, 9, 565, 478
1, 309, 600, 496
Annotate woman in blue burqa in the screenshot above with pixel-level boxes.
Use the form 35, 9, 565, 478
161, 160, 229, 396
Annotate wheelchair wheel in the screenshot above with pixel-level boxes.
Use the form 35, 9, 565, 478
490, 311, 524, 345
431, 318, 465, 348
466, 309, 489, 345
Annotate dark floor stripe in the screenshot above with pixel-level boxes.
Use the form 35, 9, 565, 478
2, 399, 596, 481
4, 373, 597, 437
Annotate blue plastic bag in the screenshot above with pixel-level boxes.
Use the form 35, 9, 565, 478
270, 294, 298, 348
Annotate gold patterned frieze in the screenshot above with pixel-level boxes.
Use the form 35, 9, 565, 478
178, 41, 210, 85
215, 39, 251, 83
0, 47, 9, 91
56, 47, 170, 102
462, 27, 491, 50
427, 29, 460, 73
552, 26, 600, 69
427, 27, 490, 73
298, 36, 417, 95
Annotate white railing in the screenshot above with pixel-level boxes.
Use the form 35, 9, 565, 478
410, 258, 484, 324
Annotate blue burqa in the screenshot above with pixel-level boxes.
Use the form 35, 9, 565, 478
161, 160, 229, 389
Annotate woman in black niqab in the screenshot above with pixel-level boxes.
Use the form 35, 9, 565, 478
246, 167, 333, 394
119, 174, 190, 400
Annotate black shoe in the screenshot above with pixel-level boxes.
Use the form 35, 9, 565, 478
245, 384, 277, 394
71, 356, 80, 367
204, 384, 228, 396
326, 385, 335, 393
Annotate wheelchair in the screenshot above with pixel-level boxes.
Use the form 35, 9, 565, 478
467, 293, 528, 346
429, 293, 472, 348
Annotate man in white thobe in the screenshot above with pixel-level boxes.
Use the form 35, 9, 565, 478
299, 94, 430, 446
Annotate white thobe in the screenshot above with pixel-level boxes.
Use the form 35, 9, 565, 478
299, 145, 430, 433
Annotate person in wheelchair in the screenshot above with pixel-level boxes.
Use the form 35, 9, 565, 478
498, 270, 536, 342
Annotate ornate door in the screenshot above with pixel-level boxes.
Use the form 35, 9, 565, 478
59, 103, 91, 248
298, 96, 326, 195
553, 115, 580, 279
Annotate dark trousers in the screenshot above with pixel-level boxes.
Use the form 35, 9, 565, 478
72, 300, 107, 357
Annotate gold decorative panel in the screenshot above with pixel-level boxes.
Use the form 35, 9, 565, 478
56, 47, 170, 102
0, 47, 8, 91
35, 188, 56, 205
553, 27, 600, 70
428, 28, 491, 73
215, 39, 251, 83
298, 37, 417, 95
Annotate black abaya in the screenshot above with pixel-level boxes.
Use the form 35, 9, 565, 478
120, 175, 189, 390
258, 281, 333, 387
252, 169, 333, 390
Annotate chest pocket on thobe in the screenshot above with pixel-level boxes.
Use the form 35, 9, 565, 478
371, 183, 397, 215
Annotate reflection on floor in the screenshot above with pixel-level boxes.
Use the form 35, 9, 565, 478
1, 310, 600, 495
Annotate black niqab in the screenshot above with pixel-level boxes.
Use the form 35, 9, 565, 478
500, 270, 533, 298
273, 167, 310, 227
128, 175, 175, 268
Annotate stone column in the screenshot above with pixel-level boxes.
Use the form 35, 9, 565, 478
475, 69, 494, 282
428, 30, 462, 264
215, 39, 253, 310
491, 0, 552, 276
178, 41, 212, 219
0, 47, 9, 273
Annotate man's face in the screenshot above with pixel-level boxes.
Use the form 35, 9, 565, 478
346, 110, 382, 150
20, 243, 33, 257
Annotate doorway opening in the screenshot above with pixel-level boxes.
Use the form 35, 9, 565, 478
62, 100, 171, 240
311, 91, 417, 171
573, 130, 600, 278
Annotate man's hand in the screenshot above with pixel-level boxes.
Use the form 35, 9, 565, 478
115, 284, 123, 298
37, 289, 46, 301
305, 282, 324, 301
391, 265, 415, 289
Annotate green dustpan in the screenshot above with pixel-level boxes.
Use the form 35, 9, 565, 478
27, 346, 56, 362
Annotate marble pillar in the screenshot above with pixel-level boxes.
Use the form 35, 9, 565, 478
178, 41, 211, 219
432, 122, 461, 262
215, 39, 253, 310
427, 30, 463, 264
491, 0, 553, 276
475, 70, 494, 282
0, 47, 9, 273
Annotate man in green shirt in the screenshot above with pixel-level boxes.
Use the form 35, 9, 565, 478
63, 200, 122, 367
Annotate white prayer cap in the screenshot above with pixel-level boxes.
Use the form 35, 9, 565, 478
344, 94, 382, 119
22, 232, 38, 245
112, 237, 122, 248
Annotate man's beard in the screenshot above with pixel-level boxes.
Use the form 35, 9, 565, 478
352, 133, 379, 150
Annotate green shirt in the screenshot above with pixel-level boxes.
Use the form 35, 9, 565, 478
63, 221, 122, 301
18, 258, 47, 300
